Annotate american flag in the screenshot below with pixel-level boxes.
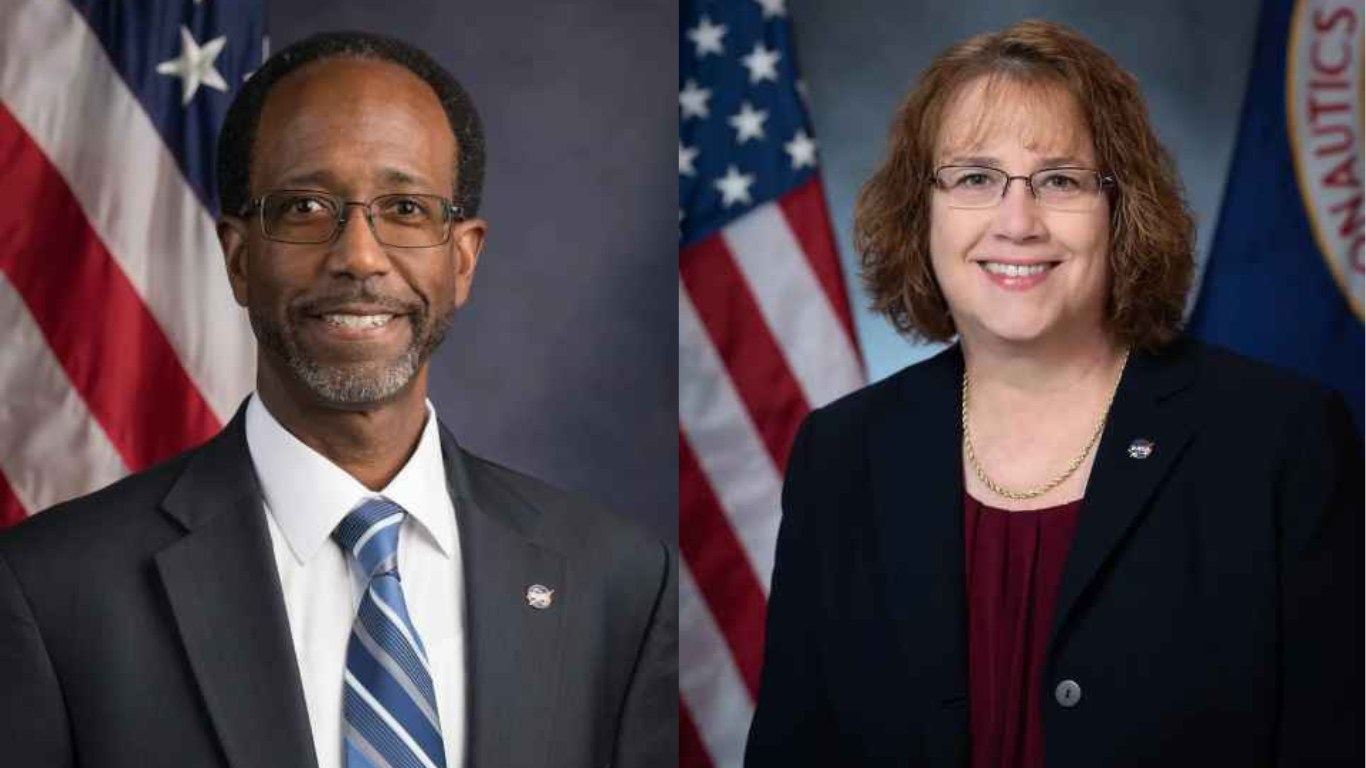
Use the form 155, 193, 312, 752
679, 1, 863, 765
0, 0, 264, 526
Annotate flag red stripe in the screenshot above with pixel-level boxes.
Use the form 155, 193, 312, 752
778, 176, 861, 351
681, 233, 809, 470
0, 470, 26, 528
679, 433, 768, 696
680, 699, 719, 768
0, 105, 221, 472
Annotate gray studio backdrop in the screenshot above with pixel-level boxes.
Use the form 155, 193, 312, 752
269, 2, 677, 541
791, 0, 1260, 380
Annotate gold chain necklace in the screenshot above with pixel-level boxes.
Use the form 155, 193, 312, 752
961, 349, 1129, 502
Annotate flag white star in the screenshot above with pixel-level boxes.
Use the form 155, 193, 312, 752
784, 130, 818, 169
679, 79, 712, 120
728, 102, 768, 144
679, 142, 699, 176
741, 43, 781, 85
714, 165, 756, 208
754, 0, 787, 18
156, 26, 229, 106
687, 16, 727, 58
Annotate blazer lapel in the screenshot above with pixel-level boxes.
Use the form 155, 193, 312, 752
1050, 340, 1201, 648
154, 407, 318, 768
870, 346, 969, 766
440, 425, 566, 768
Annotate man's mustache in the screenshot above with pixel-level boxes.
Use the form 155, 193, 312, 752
292, 289, 424, 317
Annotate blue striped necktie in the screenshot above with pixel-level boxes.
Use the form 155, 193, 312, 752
333, 499, 446, 768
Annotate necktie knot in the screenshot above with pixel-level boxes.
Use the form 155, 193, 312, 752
333, 498, 406, 579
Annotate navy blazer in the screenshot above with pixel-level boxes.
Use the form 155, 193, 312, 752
746, 338, 1362, 767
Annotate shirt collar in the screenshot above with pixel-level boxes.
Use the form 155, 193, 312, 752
245, 393, 456, 565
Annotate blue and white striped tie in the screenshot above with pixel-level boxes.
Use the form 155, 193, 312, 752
333, 499, 446, 768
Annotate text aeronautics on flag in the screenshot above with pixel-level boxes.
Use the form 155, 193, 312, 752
1189, 0, 1363, 429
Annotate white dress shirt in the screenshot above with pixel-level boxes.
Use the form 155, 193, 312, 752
245, 394, 466, 768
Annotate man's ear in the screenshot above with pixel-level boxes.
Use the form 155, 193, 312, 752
218, 216, 251, 308
451, 217, 486, 308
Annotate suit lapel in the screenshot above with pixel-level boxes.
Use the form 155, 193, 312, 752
867, 342, 1200, 764
440, 426, 566, 768
1049, 340, 1201, 648
870, 346, 970, 766
154, 407, 318, 768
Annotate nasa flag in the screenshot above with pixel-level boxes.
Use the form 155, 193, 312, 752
1188, 0, 1363, 429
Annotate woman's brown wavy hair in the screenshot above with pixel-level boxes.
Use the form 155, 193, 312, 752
854, 20, 1194, 351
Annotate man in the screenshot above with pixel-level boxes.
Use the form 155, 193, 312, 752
0, 31, 676, 768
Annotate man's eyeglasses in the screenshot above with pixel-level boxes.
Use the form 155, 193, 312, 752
930, 166, 1115, 212
243, 190, 465, 247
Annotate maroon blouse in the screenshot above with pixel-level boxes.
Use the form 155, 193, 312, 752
964, 492, 1082, 768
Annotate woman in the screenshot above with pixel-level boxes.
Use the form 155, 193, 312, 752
744, 20, 1361, 768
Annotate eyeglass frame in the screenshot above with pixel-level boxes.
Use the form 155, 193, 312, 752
929, 165, 1117, 210
240, 189, 467, 247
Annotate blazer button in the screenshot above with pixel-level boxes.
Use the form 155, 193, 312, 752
1054, 679, 1082, 708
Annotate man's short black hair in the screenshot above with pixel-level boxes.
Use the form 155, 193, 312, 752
216, 31, 485, 219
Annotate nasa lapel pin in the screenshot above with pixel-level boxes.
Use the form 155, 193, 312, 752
525, 583, 555, 610
1127, 438, 1155, 460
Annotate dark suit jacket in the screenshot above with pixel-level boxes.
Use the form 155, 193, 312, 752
0, 404, 677, 768
746, 338, 1362, 767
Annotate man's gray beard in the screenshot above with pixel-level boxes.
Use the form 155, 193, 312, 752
250, 308, 453, 405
